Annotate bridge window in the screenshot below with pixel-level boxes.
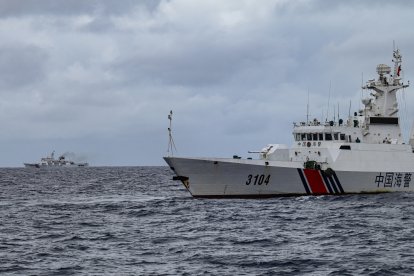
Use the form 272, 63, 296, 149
325, 133, 332, 141
307, 133, 312, 141
313, 133, 318, 141
319, 133, 324, 140
340, 133, 346, 140
339, 145, 351, 150
334, 133, 339, 140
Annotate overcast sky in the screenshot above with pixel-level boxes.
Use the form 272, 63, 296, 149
0, 0, 414, 167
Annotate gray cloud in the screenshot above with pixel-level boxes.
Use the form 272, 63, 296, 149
0, 44, 48, 90
0, 0, 414, 166
0, 0, 161, 17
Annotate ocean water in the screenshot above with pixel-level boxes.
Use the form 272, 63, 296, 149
1, 166, 414, 276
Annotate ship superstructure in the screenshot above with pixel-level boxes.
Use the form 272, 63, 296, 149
287, 48, 410, 172
24, 151, 89, 168
164, 49, 414, 197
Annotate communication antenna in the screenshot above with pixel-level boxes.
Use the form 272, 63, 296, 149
326, 81, 331, 122
167, 110, 177, 156
337, 102, 340, 123
360, 72, 364, 109
306, 88, 310, 124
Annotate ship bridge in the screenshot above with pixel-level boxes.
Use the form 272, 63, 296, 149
264, 48, 411, 169
292, 48, 409, 147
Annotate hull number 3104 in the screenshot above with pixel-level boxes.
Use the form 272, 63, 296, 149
246, 174, 271, 185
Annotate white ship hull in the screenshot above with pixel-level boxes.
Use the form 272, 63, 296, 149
164, 157, 414, 197
24, 163, 88, 168
164, 49, 414, 198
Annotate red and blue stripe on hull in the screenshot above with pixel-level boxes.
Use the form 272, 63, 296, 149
297, 168, 344, 195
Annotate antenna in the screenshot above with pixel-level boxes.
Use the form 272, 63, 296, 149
306, 88, 309, 124
360, 72, 364, 109
167, 110, 177, 156
337, 102, 340, 123
326, 81, 331, 122
361, 72, 364, 90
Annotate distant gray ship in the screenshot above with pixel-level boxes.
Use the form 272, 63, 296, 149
24, 151, 88, 168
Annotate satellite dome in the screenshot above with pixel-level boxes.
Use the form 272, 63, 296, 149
376, 64, 391, 75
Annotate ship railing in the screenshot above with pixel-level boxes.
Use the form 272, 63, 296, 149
293, 120, 322, 127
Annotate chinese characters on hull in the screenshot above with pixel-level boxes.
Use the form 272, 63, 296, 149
375, 172, 411, 188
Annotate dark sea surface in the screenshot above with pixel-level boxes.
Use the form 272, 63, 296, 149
1, 166, 414, 275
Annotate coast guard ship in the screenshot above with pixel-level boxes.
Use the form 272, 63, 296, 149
24, 151, 88, 168
164, 49, 413, 197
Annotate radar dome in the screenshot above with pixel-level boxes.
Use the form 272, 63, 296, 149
376, 64, 391, 75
